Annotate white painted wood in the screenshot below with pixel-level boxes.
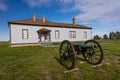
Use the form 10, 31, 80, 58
10, 24, 92, 44
41, 35, 45, 42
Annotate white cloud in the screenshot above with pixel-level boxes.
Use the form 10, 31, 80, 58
57, 0, 120, 24
24, 0, 75, 8
24, 0, 52, 7
22, 0, 120, 27
59, 0, 73, 4
59, 0, 120, 36
0, 0, 8, 11
24, 0, 120, 25
70, 0, 120, 24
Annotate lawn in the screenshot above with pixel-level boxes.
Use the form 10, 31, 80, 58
0, 40, 120, 80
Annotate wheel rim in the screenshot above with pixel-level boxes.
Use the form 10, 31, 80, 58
59, 40, 76, 70
83, 40, 103, 65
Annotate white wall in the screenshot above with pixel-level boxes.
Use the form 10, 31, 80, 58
10, 24, 92, 44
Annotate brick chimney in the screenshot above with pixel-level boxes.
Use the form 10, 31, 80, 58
42, 16, 45, 22
32, 14, 36, 22
72, 18, 76, 25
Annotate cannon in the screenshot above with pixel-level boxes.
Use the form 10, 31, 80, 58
59, 40, 103, 70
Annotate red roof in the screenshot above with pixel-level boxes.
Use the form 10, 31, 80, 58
8, 18, 92, 29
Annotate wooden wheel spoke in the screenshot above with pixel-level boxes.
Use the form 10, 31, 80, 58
88, 55, 91, 62
88, 55, 92, 63
60, 53, 66, 58
61, 47, 66, 51
83, 40, 103, 65
63, 56, 74, 68
84, 53, 89, 59
68, 45, 71, 51
66, 42, 69, 50
60, 49, 66, 54
91, 54, 99, 63
92, 54, 99, 60
90, 55, 93, 63
59, 40, 76, 70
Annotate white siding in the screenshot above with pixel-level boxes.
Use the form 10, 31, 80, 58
10, 24, 92, 44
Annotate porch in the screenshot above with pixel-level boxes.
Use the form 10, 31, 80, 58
37, 28, 52, 46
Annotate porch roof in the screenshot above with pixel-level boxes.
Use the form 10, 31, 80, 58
37, 28, 51, 33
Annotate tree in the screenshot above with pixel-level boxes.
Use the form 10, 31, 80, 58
109, 32, 116, 39
109, 32, 112, 39
103, 34, 108, 39
116, 31, 120, 39
94, 35, 100, 40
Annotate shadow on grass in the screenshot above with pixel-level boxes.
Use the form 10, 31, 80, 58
76, 55, 86, 61
54, 56, 61, 65
54, 56, 68, 70
54, 56, 86, 70
54, 55, 86, 64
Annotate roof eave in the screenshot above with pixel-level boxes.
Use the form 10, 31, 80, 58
8, 22, 92, 29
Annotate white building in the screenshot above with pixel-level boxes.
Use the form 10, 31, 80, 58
8, 14, 92, 47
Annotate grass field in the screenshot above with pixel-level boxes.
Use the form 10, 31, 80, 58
0, 40, 120, 80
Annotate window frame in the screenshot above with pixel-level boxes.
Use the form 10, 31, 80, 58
22, 29, 29, 39
69, 31, 76, 38
55, 30, 60, 39
84, 31, 87, 38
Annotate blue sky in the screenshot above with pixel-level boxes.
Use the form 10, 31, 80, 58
0, 0, 120, 41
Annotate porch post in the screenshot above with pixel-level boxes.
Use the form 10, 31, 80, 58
49, 32, 51, 41
45, 32, 47, 41
39, 32, 41, 42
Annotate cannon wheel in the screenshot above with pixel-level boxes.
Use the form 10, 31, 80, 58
83, 40, 103, 65
59, 40, 76, 70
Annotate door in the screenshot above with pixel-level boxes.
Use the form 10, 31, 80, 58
41, 33, 45, 41
40, 32, 50, 42
37, 28, 51, 42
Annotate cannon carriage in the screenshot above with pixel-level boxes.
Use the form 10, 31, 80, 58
59, 40, 103, 70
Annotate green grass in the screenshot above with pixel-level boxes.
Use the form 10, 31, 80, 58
0, 40, 120, 80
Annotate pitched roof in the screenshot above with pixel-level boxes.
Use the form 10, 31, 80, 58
8, 18, 92, 29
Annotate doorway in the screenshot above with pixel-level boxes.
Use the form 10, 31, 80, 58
37, 28, 51, 42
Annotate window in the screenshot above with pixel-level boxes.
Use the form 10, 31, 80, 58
55, 30, 60, 39
84, 31, 87, 38
22, 29, 28, 39
69, 31, 76, 38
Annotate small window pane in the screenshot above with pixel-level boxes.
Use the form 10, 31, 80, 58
69, 31, 76, 38
23, 31, 27, 34
84, 32, 87, 38
22, 29, 28, 39
55, 30, 60, 39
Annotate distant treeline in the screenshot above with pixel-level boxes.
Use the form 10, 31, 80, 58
94, 31, 120, 40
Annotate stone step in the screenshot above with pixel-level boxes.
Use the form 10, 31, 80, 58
39, 41, 52, 46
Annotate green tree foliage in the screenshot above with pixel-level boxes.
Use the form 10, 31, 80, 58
103, 34, 108, 39
109, 32, 112, 39
116, 31, 120, 39
109, 31, 120, 40
94, 35, 101, 40
111, 32, 116, 39
95, 31, 120, 40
